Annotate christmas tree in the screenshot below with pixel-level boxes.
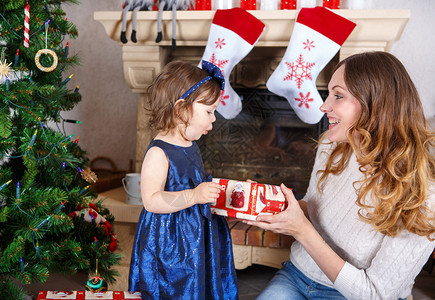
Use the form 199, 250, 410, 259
0, 0, 120, 298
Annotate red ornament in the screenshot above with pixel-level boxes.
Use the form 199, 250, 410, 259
240, 0, 256, 10
323, 0, 340, 9
280, 0, 297, 10
195, 0, 211, 10
101, 220, 113, 235
108, 235, 117, 252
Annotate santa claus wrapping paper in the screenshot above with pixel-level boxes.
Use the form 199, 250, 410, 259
211, 178, 287, 220
37, 291, 141, 300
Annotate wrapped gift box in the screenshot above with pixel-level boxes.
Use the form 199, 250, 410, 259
37, 291, 141, 300
211, 178, 287, 220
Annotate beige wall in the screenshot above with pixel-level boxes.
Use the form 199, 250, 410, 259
63, 0, 435, 172
63, 1, 137, 172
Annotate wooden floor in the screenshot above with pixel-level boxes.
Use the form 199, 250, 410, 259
24, 266, 435, 300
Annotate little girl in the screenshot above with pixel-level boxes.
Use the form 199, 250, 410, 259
128, 60, 238, 299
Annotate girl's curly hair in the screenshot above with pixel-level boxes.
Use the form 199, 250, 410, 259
146, 60, 221, 133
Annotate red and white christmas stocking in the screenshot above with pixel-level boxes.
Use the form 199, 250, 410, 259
266, 7, 356, 124
200, 8, 265, 119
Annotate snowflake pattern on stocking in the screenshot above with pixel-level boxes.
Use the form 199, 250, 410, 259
303, 39, 315, 51
208, 53, 228, 76
283, 54, 315, 89
207, 51, 229, 106
215, 38, 226, 49
295, 91, 314, 109
220, 90, 229, 106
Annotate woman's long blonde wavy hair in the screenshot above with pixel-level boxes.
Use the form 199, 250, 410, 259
317, 51, 435, 239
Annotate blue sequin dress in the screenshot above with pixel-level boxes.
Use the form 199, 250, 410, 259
128, 140, 238, 300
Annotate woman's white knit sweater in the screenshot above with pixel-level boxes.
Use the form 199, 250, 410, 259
290, 141, 435, 300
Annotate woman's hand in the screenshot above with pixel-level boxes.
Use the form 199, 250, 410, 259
247, 184, 345, 283
244, 183, 313, 240
192, 181, 222, 205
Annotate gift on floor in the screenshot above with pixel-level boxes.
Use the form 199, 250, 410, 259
37, 291, 141, 300
211, 178, 287, 220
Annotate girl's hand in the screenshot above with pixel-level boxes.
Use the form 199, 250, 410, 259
244, 183, 313, 240
192, 182, 221, 205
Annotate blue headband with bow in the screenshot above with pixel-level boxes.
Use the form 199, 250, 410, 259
180, 60, 225, 100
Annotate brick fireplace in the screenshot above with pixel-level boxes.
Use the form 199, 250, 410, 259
197, 86, 329, 199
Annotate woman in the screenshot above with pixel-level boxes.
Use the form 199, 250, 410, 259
248, 51, 435, 299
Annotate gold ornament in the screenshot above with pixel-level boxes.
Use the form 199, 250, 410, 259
81, 167, 98, 184
0, 48, 12, 80
0, 59, 12, 80
35, 21, 58, 72
35, 49, 58, 72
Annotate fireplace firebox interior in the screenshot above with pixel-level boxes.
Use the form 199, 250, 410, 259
198, 88, 328, 199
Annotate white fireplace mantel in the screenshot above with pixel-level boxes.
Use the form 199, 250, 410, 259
94, 9, 409, 170
95, 9, 410, 47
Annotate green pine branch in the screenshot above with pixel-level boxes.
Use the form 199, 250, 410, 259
0, 0, 120, 298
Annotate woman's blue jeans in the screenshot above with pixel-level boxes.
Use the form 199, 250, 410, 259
256, 261, 346, 300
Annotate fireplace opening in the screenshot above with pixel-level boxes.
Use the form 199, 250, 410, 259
198, 88, 328, 199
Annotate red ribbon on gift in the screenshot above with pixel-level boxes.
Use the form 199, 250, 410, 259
261, 197, 288, 213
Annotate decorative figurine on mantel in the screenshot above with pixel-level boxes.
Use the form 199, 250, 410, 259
120, 0, 194, 49
120, 0, 155, 43
155, 0, 194, 50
